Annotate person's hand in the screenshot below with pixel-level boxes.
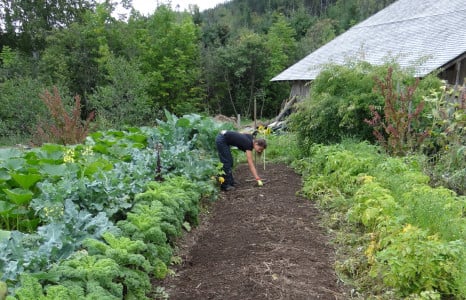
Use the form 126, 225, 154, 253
256, 178, 263, 187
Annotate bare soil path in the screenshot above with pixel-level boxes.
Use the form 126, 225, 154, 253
157, 163, 347, 299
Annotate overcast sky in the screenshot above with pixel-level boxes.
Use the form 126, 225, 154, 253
132, 0, 230, 14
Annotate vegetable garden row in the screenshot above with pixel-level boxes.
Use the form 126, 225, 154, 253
0, 112, 230, 299
1, 110, 465, 299
294, 141, 466, 299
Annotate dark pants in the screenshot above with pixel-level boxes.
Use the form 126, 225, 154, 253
215, 133, 234, 188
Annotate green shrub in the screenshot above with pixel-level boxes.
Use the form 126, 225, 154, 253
289, 62, 444, 157
289, 61, 386, 152
373, 225, 466, 297
296, 141, 466, 298
262, 133, 300, 163
348, 179, 400, 230
0, 78, 49, 140
88, 56, 157, 129
401, 186, 465, 241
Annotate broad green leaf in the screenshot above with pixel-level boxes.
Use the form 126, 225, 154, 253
92, 143, 110, 154
89, 131, 104, 139
164, 109, 175, 122
97, 139, 117, 146
0, 230, 10, 242
39, 164, 69, 178
176, 118, 191, 128
11, 173, 43, 189
23, 151, 41, 166
0, 169, 11, 181
40, 143, 65, 153
131, 143, 145, 149
127, 127, 141, 133
35, 144, 66, 161
109, 130, 125, 137
83, 159, 114, 177
1, 158, 26, 171
0, 148, 22, 160
128, 134, 147, 144
0, 200, 14, 215
3, 188, 34, 205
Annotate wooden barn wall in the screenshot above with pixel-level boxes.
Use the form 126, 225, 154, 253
439, 55, 466, 86
289, 81, 310, 100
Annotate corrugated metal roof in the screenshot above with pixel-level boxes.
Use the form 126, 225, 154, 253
271, 0, 466, 81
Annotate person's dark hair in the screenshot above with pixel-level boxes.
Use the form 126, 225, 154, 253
255, 138, 267, 149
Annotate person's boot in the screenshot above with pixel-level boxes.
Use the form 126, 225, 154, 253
221, 180, 235, 191
221, 184, 235, 191
222, 171, 235, 191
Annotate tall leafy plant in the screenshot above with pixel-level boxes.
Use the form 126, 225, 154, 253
423, 83, 466, 194
365, 67, 427, 156
33, 87, 95, 146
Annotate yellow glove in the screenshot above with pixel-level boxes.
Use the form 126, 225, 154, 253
256, 179, 263, 187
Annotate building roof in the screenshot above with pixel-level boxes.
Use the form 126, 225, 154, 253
271, 0, 466, 81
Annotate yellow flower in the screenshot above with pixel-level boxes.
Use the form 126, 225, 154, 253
82, 145, 94, 156
402, 224, 414, 233
257, 125, 271, 135
63, 148, 75, 163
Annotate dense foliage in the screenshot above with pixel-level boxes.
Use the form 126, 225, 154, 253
0, 0, 396, 143
289, 62, 386, 148
289, 61, 465, 195
0, 112, 230, 298
293, 141, 466, 299
3, 0, 464, 298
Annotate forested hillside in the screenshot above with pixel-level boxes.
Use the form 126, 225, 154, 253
0, 0, 395, 145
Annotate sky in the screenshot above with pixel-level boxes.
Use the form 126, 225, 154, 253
132, 0, 230, 14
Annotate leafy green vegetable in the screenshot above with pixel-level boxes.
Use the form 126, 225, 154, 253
3, 188, 33, 206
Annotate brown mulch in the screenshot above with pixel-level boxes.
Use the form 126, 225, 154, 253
157, 163, 348, 300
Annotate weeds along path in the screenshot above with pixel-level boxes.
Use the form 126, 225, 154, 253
158, 163, 347, 299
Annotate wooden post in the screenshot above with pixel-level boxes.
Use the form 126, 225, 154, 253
254, 96, 257, 129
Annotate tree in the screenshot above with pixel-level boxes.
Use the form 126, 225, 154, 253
88, 55, 155, 128
263, 14, 297, 117
0, 0, 99, 55
38, 3, 124, 118
218, 29, 270, 118
296, 18, 336, 58
131, 6, 203, 115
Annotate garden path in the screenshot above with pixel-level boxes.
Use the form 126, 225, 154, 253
157, 163, 347, 299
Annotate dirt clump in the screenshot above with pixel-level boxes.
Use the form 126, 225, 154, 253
158, 163, 347, 299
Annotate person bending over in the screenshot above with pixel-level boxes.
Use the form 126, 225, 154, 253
215, 130, 267, 191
